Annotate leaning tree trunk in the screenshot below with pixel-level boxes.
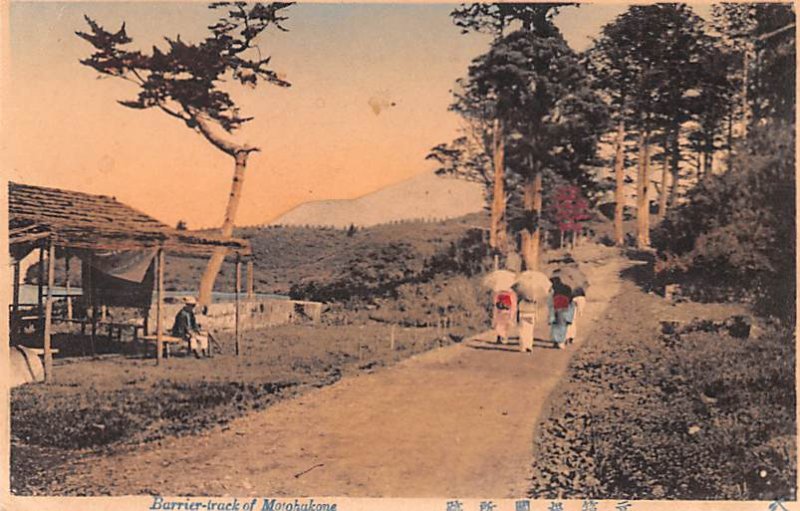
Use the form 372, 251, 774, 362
188, 110, 260, 307
521, 169, 543, 270
636, 130, 651, 249
613, 120, 626, 246
489, 118, 508, 256
198, 150, 251, 306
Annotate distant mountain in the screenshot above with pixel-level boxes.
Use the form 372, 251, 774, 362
270, 172, 485, 228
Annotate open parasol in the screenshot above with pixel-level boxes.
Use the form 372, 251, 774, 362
514, 271, 552, 301
482, 269, 517, 292
551, 266, 589, 291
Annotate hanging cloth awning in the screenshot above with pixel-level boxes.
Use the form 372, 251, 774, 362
80, 249, 157, 309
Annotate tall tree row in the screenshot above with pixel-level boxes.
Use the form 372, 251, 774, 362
587, 4, 715, 249
432, 3, 605, 269
436, 2, 791, 260
529, 4, 730, 251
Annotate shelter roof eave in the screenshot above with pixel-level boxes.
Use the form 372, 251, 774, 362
9, 182, 251, 257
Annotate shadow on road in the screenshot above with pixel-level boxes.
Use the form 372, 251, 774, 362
466, 338, 557, 352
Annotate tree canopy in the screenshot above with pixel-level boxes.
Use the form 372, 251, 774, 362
451, 3, 577, 37
76, 2, 293, 155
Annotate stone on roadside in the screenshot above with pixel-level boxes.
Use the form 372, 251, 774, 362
725, 315, 752, 339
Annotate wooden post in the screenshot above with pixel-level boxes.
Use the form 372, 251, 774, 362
235, 255, 242, 357
87, 253, 97, 355
65, 253, 73, 320
156, 249, 164, 365
43, 238, 55, 383
390, 324, 396, 351
246, 259, 254, 299
90, 307, 97, 355
37, 243, 44, 333
12, 258, 20, 337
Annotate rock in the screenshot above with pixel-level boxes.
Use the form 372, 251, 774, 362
687, 425, 701, 435
725, 315, 752, 339
699, 393, 718, 405
660, 321, 680, 335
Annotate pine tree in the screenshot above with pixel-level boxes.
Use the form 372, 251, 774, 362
76, 2, 293, 305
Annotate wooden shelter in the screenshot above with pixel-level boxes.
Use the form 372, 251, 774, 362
8, 181, 252, 381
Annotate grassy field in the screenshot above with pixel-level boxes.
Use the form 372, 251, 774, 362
11, 322, 467, 495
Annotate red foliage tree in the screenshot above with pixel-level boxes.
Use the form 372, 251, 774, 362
548, 185, 590, 245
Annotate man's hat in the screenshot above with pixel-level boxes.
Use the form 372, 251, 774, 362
183, 296, 197, 305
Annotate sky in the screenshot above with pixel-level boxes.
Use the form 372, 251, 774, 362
3, 2, 711, 229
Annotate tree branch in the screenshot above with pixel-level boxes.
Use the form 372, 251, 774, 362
158, 103, 191, 123
188, 106, 260, 156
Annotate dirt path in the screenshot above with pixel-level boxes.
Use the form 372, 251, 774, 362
55, 244, 628, 497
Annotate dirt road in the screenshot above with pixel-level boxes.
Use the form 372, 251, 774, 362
55, 245, 627, 497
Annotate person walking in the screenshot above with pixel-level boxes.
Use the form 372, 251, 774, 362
547, 277, 575, 350
565, 288, 586, 344
492, 289, 518, 344
517, 297, 536, 352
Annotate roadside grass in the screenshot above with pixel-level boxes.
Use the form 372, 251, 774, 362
529, 273, 796, 500
11, 322, 462, 494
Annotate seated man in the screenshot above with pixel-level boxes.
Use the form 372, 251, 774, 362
171, 296, 209, 358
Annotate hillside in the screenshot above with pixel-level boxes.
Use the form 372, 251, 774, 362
164, 212, 490, 296
271, 172, 485, 228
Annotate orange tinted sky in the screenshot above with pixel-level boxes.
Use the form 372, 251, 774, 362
4, 2, 711, 229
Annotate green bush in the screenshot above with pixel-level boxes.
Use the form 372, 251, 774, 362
290, 228, 491, 305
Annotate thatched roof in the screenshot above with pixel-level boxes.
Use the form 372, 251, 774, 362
8, 182, 250, 256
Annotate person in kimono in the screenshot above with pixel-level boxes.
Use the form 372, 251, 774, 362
565, 287, 586, 344
547, 277, 575, 350
492, 289, 518, 344
517, 296, 537, 353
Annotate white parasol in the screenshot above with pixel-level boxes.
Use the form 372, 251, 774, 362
551, 266, 589, 291
514, 271, 552, 301
481, 270, 517, 292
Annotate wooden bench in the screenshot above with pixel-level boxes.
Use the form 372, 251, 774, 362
9, 307, 42, 333
140, 335, 187, 358
15, 346, 60, 356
